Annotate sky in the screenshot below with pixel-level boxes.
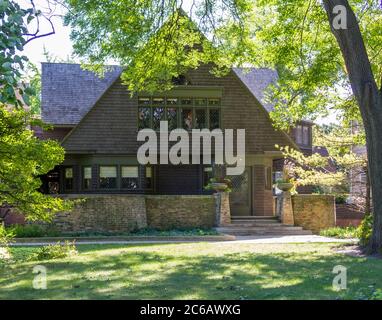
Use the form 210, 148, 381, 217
18, 0, 337, 125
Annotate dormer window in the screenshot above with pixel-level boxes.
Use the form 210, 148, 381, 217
295, 124, 311, 146
172, 75, 191, 85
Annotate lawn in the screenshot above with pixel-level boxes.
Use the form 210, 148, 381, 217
1, 242, 381, 300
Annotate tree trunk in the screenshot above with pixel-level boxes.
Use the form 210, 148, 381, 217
323, 0, 382, 253
365, 166, 371, 215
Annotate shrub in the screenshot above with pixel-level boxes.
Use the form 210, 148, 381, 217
8, 224, 60, 238
320, 226, 358, 239
335, 194, 348, 204
28, 241, 78, 261
0, 223, 14, 261
357, 214, 373, 247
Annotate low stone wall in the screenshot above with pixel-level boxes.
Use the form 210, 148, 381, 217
52, 194, 216, 232
146, 195, 215, 230
54, 195, 147, 232
292, 195, 336, 233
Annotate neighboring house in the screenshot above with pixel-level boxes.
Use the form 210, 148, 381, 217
36, 62, 313, 217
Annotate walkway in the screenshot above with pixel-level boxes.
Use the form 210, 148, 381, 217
9, 235, 358, 246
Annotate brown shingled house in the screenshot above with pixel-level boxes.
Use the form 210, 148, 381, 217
37, 62, 313, 217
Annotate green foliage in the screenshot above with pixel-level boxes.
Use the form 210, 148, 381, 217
0, 1, 72, 221
0, 223, 14, 246
27, 241, 78, 261
64, 0, 255, 93
64, 1, 382, 126
0, 107, 72, 220
24, 63, 41, 115
357, 214, 373, 247
335, 194, 348, 204
7, 224, 60, 238
320, 226, 358, 239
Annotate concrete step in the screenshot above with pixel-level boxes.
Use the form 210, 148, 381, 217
232, 216, 278, 220
216, 224, 313, 236
219, 230, 313, 236
231, 220, 280, 225
217, 226, 305, 232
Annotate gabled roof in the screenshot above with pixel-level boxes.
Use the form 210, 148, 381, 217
41, 63, 279, 125
41, 63, 123, 125
233, 67, 278, 113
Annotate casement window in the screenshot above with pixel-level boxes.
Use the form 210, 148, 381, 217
99, 166, 117, 189
83, 166, 92, 190
121, 166, 139, 189
295, 124, 310, 146
138, 97, 221, 130
145, 166, 153, 189
64, 167, 74, 191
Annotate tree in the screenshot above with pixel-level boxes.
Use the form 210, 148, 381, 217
0, 0, 71, 225
64, 0, 382, 253
279, 123, 370, 212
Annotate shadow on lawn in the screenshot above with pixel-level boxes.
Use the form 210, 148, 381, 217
0, 245, 380, 300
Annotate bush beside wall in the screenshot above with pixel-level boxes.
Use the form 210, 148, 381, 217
292, 195, 336, 234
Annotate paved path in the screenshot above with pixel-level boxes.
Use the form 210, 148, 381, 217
9, 235, 357, 246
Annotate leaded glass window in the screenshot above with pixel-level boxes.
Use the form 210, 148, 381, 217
181, 108, 193, 130
153, 107, 165, 130
195, 109, 207, 129
167, 107, 178, 130
138, 107, 151, 130
209, 109, 220, 130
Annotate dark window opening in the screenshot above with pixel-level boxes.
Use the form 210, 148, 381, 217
64, 167, 74, 191
83, 166, 92, 190
172, 75, 191, 85
138, 107, 151, 130
182, 108, 193, 130
195, 109, 207, 129
209, 109, 220, 130
99, 166, 117, 189
121, 166, 139, 189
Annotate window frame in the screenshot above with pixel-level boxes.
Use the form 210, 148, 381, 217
99, 165, 118, 190
82, 166, 92, 191
120, 165, 140, 190
63, 166, 74, 193
137, 96, 222, 131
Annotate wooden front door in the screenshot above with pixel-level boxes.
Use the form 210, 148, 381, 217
229, 167, 252, 216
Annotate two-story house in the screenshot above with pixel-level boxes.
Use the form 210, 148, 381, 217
36, 62, 313, 217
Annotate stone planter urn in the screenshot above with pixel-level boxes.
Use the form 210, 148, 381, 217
277, 182, 294, 192
211, 182, 228, 193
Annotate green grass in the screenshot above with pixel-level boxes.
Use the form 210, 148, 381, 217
1, 242, 381, 300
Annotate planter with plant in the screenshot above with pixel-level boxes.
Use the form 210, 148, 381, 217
204, 164, 232, 193
276, 166, 295, 192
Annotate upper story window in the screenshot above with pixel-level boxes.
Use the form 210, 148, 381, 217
138, 97, 221, 131
295, 124, 311, 146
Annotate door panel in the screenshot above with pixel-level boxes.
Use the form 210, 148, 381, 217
229, 167, 252, 216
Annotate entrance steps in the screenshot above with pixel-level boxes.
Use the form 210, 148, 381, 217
216, 216, 312, 236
